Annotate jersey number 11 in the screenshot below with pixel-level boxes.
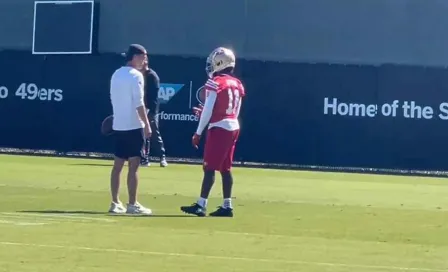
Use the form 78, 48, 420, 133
226, 80, 241, 115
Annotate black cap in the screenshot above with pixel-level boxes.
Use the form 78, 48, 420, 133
121, 44, 146, 61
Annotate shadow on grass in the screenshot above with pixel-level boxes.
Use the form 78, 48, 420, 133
17, 210, 194, 218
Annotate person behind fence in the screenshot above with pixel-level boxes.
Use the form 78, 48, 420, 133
180, 47, 245, 217
138, 57, 168, 167
108, 44, 152, 215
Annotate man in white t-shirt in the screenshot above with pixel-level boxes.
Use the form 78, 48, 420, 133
108, 44, 152, 215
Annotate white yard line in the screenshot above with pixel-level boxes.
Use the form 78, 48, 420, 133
1, 212, 115, 222
0, 220, 49, 226
0, 214, 85, 223
0, 241, 446, 272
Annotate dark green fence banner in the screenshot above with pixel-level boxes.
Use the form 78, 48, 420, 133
1, 51, 448, 171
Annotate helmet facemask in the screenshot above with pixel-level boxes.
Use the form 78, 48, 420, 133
205, 56, 215, 79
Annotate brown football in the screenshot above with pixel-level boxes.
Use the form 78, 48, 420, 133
196, 86, 206, 104
101, 115, 114, 136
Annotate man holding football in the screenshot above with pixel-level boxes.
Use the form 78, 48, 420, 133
181, 47, 245, 217
108, 44, 152, 215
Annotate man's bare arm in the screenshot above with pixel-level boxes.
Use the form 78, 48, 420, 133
132, 73, 150, 128
137, 106, 150, 126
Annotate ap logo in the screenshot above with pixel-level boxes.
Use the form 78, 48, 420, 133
158, 83, 185, 104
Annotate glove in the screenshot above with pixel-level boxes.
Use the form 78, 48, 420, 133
192, 104, 204, 117
192, 133, 201, 149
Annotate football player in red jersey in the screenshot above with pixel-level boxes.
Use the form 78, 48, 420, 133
181, 47, 245, 217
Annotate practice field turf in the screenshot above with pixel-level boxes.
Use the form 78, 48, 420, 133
0, 155, 447, 272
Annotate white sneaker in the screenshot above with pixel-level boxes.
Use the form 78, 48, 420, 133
140, 161, 150, 167
160, 159, 168, 167
108, 201, 126, 214
126, 202, 152, 215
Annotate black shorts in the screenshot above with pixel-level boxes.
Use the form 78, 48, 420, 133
113, 128, 144, 160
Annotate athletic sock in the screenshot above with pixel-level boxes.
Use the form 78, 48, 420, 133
222, 198, 232, 209
197, 197, 207, 208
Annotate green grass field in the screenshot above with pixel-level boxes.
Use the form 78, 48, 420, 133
0, 154, 447, 272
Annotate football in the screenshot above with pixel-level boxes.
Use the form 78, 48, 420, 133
196, 86, 206, 104
101, 115, 114, 136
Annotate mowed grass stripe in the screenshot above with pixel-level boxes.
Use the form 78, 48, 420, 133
0, 154, 446, 272
1, 241, 447, 272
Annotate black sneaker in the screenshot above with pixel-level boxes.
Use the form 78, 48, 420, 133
209, 206, 233, 217
180, 203, 206, 217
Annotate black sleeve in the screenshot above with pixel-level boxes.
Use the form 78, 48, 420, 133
144, 70, 160, 112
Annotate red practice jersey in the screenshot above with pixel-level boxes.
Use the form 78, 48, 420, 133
206, 74, 245, 128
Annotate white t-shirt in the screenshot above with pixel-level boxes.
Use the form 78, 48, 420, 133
110, 66, 146, 131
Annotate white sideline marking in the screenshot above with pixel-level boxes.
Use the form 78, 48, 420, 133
0, 214, 73, 224
1, 213, 115, 222
0, 241, 446, 271
0, 220, 48, 226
